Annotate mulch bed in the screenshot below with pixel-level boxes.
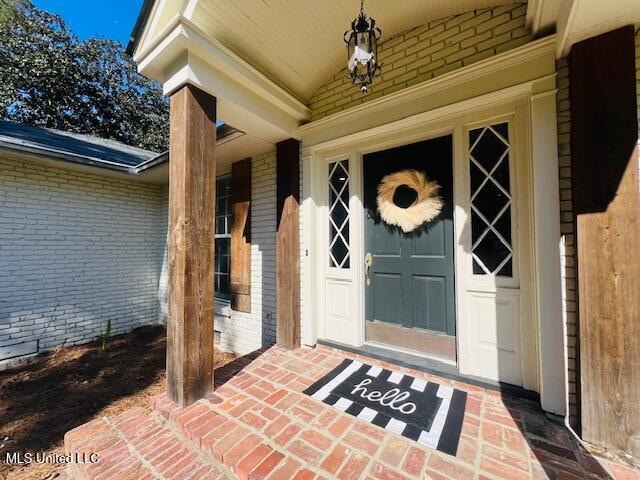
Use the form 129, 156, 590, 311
0, 325, 238, 480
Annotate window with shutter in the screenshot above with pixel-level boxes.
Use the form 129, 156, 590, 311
214, 176, 232, 298
230, 158, 252, 313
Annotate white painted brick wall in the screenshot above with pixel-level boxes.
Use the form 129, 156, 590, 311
157, 150, 278, 356
556, 58, 578, 428
309, 4, 531, 120
157, 184, 169, 326
222, 150, 277, 355
0, 156, 165, 357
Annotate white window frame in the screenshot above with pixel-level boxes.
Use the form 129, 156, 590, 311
327, 159, 351, 270
215, 175, 232, 300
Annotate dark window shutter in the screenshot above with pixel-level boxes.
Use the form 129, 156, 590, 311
230, 158, 251, 313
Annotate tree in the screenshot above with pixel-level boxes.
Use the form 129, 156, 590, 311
0, 0, 20, 23
0, 0, 168, 152
73, 38, 169, 151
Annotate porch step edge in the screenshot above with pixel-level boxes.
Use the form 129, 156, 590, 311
64, 407, 230, 479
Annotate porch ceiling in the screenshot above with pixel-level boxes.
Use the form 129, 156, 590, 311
160, 0, 524, 103
192, 0, 524, 101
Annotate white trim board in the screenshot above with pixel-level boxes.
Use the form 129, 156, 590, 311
134, 15, 309, 142
306, 101, 537, 379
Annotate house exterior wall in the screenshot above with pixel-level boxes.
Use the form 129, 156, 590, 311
223, 150, 277, 354
556, 58, 578, 428
157, 184, 169, 325
308, 4, 531, 121
0, 156, 165, 359
157, 150, 278, 356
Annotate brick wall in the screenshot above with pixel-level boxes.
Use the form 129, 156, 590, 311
0, 156, 165, 359
223, 150, 277, 354
157, 185, 169, 326
309, 4, 531, 121
556, 58, 578, 428
157, 150, 278, 356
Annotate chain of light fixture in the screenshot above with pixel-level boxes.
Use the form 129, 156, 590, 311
344, 0, 382, 93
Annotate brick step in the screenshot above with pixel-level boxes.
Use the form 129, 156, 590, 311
64, 407, 229, 480
152, 393, 321, 479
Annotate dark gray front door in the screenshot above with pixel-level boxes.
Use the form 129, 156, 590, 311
364, 135, 455, 357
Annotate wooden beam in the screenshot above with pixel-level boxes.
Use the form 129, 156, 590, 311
167, 84, 217, 407
276, 139, 300, 349
231, 158, 252, 313
569, 26, 640, 453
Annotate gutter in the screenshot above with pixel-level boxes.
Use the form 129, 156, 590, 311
0, 125, 244, 176
0, 139, 168, 175
0, 140, 135, 173
133, 150, 169, 173
132, 126, 244, 173
126, 0, 155, 56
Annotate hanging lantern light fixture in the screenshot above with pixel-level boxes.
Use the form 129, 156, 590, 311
344, 0, 382, 93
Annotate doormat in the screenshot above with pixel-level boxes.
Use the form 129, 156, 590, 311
303, 359, 467, 456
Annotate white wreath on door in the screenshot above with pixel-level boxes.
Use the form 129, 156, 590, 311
376, 169, 443, 233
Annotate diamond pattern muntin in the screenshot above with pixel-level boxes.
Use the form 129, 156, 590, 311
469, 128, 482, 147
492, 160, 511, 191
471, 210, 488, 244
473, 258, 485, 275
473, 180, 509, 221
494, 122, 509, 139
493, 209, 512, 245
475, 230, 511, 272
470, 127, 508, 171
469, 162, 485, 195
469, 122, 513, 276
329, 160, 351, 269
497, 258, 513, 276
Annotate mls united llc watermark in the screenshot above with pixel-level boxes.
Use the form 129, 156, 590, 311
4, 451, 99, 465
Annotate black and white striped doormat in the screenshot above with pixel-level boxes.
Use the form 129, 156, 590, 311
304, 359, 467, 456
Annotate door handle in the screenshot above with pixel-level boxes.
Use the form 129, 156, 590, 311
365, 253, 372, 286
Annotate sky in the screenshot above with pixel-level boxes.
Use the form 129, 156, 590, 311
32, 0, 144, 44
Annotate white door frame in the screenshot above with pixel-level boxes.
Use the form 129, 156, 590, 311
305, 91, 538, 388
300, 74, 565, 414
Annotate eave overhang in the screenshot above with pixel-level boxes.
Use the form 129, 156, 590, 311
126, 0, 155, 56
134, 14, 311, 142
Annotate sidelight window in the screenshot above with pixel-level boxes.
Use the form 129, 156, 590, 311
468, 122, 513, 277
328, 159, 351, 269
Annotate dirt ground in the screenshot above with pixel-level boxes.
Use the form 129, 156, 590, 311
0, 326, 237, 480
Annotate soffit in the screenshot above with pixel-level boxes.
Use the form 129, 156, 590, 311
187, 0, 523, 102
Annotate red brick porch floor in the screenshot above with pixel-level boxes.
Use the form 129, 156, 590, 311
65, 345, 639, 480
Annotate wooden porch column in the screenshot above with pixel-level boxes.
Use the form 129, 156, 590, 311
167, 84, 217, 407
276, 139, 300, 349
569, 26, 640, 453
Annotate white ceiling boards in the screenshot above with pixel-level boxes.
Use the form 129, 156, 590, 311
135, 0, 520, 103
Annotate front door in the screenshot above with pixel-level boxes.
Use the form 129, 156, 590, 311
363, 135, 456, 361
